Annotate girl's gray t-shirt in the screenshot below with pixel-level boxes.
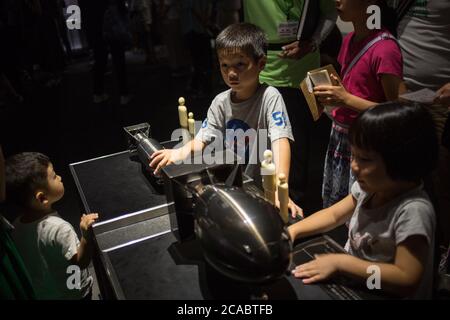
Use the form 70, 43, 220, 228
345, 181, 436, 299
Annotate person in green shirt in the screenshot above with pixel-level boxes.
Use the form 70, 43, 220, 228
243, 0, 337, 211
0, 145, 36, 299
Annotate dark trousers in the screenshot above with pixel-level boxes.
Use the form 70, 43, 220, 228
276, 87, 314, 201
185, 31, 212, 93
93, 39, 128, 96
82, 0, 128, 96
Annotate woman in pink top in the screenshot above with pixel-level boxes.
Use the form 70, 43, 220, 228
315, 0, 406, 208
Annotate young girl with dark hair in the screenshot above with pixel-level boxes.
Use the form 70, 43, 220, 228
289, 102, 439, 299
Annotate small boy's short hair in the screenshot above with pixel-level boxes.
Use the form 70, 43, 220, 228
216, 22, 268, 60
6, 152, 50, 207
349, 102, 438, 182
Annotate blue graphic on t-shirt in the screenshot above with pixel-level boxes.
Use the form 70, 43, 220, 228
272, 111, 287, 127
202, 119, 208, 128
226, 119, 251, 161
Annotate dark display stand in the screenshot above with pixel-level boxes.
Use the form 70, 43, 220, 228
70, 151, 389, 300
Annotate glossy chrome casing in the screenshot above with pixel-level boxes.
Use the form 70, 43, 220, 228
194, 184, 292, 283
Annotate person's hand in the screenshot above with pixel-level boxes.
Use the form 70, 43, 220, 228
278, 40, 316, 60
275, 191, 304, 219
314, 74, 350, 107
434, 83, 450, 107
80, 213, 99, 240
149, 149, 185, 175
292, 254, 340, 284
287, 197, 303, 219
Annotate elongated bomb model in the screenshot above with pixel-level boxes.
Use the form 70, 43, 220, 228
125, 122, 292, 283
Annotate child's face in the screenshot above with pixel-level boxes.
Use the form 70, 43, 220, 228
351, 146, 394, 193
42, 163, 65, 205
218, 49, 265, 96
335, 0, 373, 22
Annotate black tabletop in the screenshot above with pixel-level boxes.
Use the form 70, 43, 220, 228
70, 151, 167, 222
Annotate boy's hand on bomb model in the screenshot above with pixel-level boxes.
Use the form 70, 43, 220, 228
149, 148, 185, 175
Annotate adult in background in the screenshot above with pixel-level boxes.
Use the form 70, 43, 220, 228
394, 0, 450, 249
243, 0, 337, 211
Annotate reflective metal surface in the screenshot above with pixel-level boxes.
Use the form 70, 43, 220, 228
194, 184, 292, 283
135, 133, 163, 161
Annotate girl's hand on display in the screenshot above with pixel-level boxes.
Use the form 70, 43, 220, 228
292, 254, 340, 284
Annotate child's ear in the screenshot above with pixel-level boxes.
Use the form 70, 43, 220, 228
258, 56, 267, 71
35, 191, 48, 205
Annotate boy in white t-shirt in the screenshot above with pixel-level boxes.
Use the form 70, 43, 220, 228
6, 152, 98, 300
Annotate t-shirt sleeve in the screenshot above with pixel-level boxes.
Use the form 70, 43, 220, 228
350, 180, 362, 200
394, 201, 435, 246
371, 40, 403, 81
265, 89, 294, 143
195, 98, 224, 144
54, 222, 80, 261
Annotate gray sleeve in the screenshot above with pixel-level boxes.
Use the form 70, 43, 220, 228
265, 90, 294, 143
195, 98, 224, 145
311, 0, 338, 47
394, 201, 435, 246
350, 181, 362, 200
54, 222, 80, 261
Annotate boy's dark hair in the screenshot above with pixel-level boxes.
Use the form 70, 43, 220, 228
5, 152, 51, 207
349, 102, 438, 182
215, 22, 268, 61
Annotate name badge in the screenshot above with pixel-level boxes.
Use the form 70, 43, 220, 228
277, 21, 298, 38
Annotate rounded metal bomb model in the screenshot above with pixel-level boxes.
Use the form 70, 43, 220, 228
193, 184, 292, 283
133, 133, 292, 283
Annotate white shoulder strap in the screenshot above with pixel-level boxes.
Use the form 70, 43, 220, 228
342, 33, 398, 80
